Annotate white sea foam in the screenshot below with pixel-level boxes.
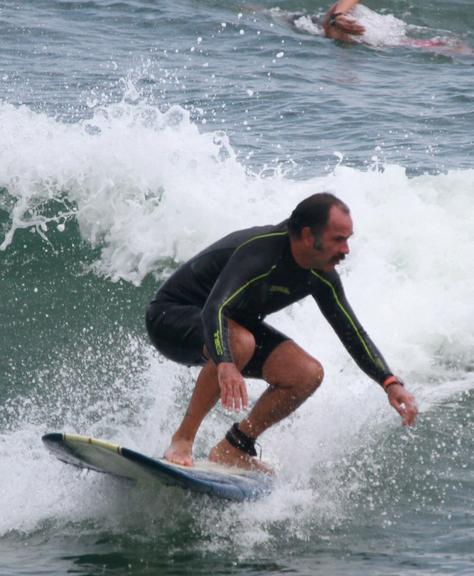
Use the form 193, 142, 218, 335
352, 5, 407, 46
0, 100, 473, 544
271, 5, 408, 46
273, 5, 445, 49
1, 99, 472, 379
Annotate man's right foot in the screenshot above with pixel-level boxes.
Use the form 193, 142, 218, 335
163, 439, 193, 467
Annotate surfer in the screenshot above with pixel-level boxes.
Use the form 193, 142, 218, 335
146, 193, 418, 472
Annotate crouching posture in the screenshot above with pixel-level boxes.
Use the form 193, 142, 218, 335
146, 193, 417, 472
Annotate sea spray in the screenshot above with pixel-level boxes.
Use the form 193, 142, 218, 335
1, 100, 473, 555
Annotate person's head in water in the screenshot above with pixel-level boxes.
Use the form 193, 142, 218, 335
288, 192, 353, 271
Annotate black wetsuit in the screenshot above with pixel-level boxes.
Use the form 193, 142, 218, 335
146, 221, 393, 385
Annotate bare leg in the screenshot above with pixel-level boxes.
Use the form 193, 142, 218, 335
164, 321, 255, 466
209, 340, 323, 472
164, 361, 220, 466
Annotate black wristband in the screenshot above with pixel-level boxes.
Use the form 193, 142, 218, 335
329, 12, 344, 26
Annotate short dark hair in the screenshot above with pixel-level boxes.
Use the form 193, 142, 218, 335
288, 192, 349, 238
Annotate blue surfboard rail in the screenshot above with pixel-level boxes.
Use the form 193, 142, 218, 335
42, 432, 272, 502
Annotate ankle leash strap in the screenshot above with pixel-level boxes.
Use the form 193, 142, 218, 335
225, 423, 257, 457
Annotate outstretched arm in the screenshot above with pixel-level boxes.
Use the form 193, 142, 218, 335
312, 271, 418, 426
323, 0, 365, 41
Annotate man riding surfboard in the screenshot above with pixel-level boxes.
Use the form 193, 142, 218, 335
146, 193, 418, 472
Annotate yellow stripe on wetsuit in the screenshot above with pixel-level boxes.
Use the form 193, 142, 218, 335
214, 231, 287, 359
310, 269, 377, 364
215, 265, 277, 358
234, 231, 288, 253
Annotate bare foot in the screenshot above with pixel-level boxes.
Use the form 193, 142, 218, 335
163, 438, 193, 467
208, 438, 274, 475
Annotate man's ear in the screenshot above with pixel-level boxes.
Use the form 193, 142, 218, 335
301, 226, 315, 248
313, 234, 323, 251
302, 226, 323, 251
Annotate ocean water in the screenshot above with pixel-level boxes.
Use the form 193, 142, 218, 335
1, 1, 473, 574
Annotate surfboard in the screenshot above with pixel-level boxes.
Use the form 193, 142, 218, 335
42, 432, 272, 502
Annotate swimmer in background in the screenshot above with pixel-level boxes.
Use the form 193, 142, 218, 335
322, 0, 365, 43
284, 0, 473, 56
280, 1, 368, 44
320, 0, 471, 52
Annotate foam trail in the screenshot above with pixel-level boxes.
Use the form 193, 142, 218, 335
352, 4, 407, 46
273, 4, 465, 51
270, 5, 407, 45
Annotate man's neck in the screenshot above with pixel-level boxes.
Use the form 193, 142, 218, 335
289, 236, 313, 270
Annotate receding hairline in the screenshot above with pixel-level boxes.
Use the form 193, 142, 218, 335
287, 192, 350, 238
329, 201, 350, 216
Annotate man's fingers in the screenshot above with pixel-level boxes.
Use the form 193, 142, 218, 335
221, 384, 231, 410
222, 384, 235, 410
230, 381, 248, 412
217, 364, 249, 412
220, 381, 248, 412
393, 400, 407, 421
233, 383, 242, 412
403, 401, 418, 426
241, 383, 249, 410
389, 393, 418, 426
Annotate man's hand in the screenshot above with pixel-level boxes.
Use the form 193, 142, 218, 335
387, 384, 418, 426
217, 362, 249, 412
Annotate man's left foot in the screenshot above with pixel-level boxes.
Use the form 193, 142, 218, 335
163, 438, 193, 467
209, 438, 273, 474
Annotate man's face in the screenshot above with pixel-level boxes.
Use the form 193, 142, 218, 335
309, 206, 353, 271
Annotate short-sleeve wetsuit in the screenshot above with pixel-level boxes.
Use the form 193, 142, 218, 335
146, 220, 393, 385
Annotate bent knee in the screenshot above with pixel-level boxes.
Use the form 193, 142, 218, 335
299, 358, 324, 395
228, 321, 256, 367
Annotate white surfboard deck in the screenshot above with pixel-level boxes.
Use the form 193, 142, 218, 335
42, 432, 272, 502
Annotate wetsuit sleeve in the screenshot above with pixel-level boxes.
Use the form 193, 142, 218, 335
311, 270, 393, 386
201, 243, 276, 365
